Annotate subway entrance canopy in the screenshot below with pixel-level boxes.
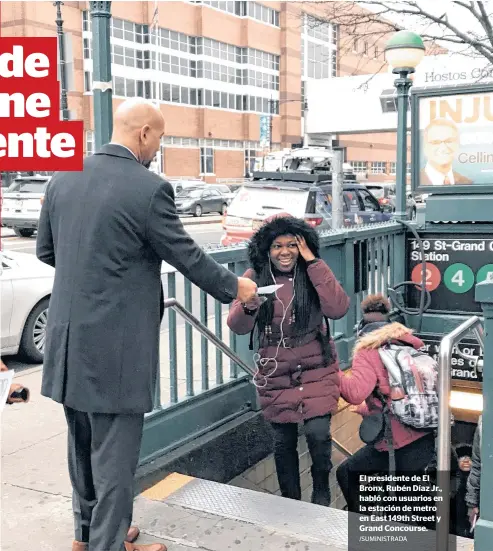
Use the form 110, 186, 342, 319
305, 53, 493, 136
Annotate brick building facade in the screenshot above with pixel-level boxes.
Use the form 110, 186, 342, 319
1, 1, 411, 181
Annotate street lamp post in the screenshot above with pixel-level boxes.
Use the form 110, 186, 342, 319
384, 30, 425, 221
384, 30, 424, 307
268, 98, 307, 151
90, 1, 113, 152
54, 1, 69, 121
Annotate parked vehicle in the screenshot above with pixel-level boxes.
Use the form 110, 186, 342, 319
1, 175, 50, 237
220, 172, 391, 246
0, 250, 53, 363
253, 149, 292, 172
208, 184, 238, 204
175, 187, 229, 217
365, 183, 417, 220
166, 178, 205, 195
282, 147, 355, 176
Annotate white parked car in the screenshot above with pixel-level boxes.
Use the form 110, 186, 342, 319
1, 250, 53, 363
1, 175, 50, 238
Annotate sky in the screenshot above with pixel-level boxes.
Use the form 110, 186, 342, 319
358, 0, 491, 55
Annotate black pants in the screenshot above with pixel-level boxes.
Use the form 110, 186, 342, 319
336, 432, 435, 513
64, 406, 144, 551
271, 415, 332, 503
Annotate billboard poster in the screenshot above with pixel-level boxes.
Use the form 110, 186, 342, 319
259, 115, 270, 148
412, 85, 493, 192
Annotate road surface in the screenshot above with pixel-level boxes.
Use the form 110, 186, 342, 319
1, 219, 231, 371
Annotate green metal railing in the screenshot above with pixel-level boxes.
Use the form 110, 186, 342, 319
140, 221, 404, 464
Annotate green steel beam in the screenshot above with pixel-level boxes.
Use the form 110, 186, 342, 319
90, 1, 113, 151
474, 280, 493, 550
392, 69, 413, 295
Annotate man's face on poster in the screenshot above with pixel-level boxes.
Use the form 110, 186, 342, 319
424, 123, 459, 171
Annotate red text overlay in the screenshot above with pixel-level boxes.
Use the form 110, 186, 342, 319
0, 38, 83, 171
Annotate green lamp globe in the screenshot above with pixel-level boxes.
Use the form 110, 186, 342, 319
385, 30, 425, 70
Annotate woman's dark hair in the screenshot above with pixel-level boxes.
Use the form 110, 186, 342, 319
247, 215, 333, 363
361, 294, 391, 316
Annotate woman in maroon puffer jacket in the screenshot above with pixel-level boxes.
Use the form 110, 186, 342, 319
336, 294, 436, 512
227, 215, 350, 506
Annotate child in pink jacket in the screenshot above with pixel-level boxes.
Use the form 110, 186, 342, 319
336, 295, 435, 512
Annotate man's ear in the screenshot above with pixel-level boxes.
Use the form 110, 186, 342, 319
141, 124, 151, 141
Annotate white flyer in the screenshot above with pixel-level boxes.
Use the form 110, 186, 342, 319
0, 369, 14, 412
257, 284, 284, 295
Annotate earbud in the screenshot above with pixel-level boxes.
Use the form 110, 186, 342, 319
253, 261, 296, 388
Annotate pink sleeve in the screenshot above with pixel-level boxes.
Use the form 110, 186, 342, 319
339, 352, 378, 405
307, 260, 350, 319
227, 269, 258, 336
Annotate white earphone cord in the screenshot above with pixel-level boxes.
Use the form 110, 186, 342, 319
253, 262, 297, 388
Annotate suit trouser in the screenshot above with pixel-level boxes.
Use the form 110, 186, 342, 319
64, 406, 144, 551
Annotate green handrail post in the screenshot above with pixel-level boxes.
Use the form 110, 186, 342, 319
474, 279, 493, 550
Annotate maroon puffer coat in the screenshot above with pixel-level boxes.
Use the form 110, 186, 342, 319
227, 260, 350, 424
339, 322, 431, 452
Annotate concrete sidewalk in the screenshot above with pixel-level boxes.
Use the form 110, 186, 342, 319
0, 365, 345, 551
0, 320, 242, 550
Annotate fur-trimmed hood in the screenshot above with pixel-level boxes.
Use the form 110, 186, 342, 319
353, 322, 423, 354
247, 214, 320, 274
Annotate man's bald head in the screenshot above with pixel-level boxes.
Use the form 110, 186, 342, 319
111, 98, 165, 168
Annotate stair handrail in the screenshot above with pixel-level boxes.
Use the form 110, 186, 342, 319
436, 315, 484, 551
163, 298, 353, 458
163, 298, 256, 377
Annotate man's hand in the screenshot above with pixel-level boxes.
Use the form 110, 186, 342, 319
244, 296, 266, 311
237, 277, 258, 304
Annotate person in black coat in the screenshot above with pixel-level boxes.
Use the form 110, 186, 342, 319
36, 98, 257, 551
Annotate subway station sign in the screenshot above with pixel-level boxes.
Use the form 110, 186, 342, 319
406, 234, 493, 313
419, 335, 483, 384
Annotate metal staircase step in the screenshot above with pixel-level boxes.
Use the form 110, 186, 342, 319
139, 474, 474, 551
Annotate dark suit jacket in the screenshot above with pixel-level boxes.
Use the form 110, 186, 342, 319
36, 145, 238, 414
419, 168, 472, 186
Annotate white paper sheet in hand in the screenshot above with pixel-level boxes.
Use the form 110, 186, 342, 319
257, 284, 284, 295
0, 369, 14, 412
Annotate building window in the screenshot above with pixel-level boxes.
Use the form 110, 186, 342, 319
307, 41, 331, 79
374, 46, 379, 59
247, 47, 280, 70
302, 14, 337, 80
306, 15, 331, 42
390, 162, 411, 175
86, 131, 94, 156
200, 147, 214, 174
83, 38, 91, 59
350, 161, 367, 174
371, 162, 386, 174
363, 42, 369, 56
82, 10, 91, 32
331, 50, 337, 77
332, 24, 338, 45
84, 71, 92, 93
353, 39, 358, 52
246, 2, 280, 26
244, 149, 258, 175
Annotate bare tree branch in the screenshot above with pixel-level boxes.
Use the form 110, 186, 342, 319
301, 1, 493, 65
